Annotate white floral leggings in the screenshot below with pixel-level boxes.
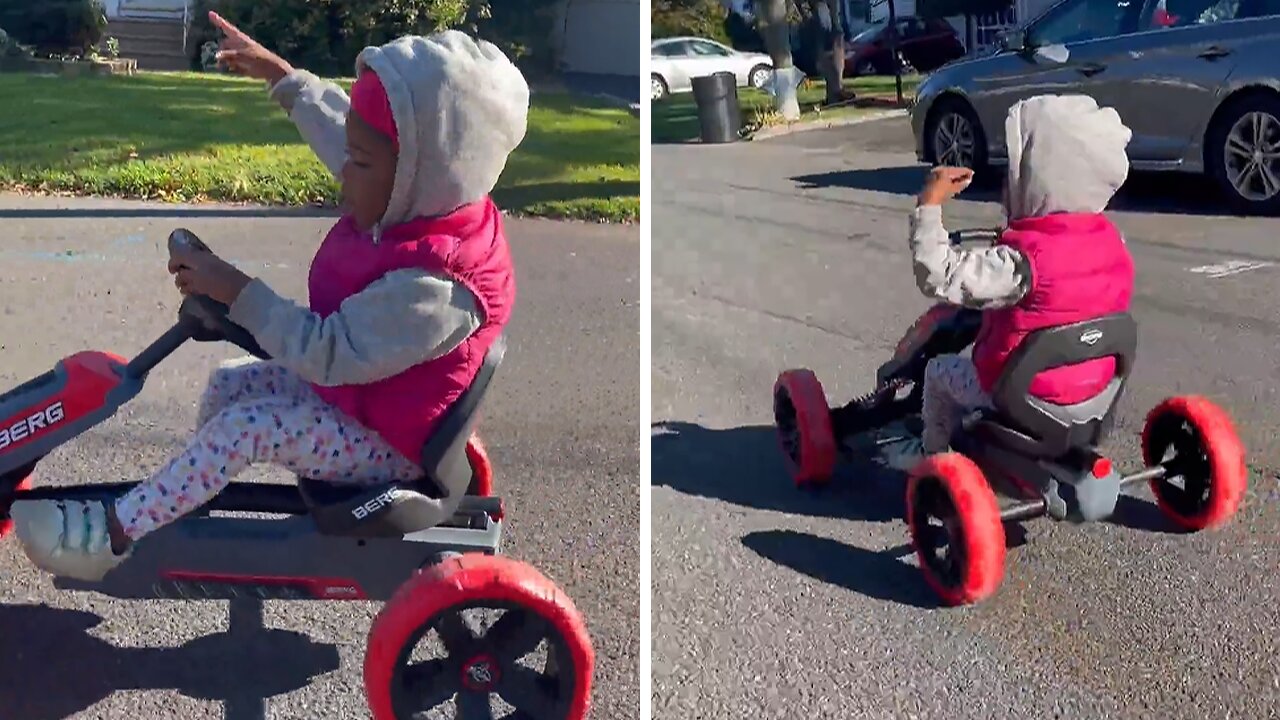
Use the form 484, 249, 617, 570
113, 359, 422, 541
921, 354, 993, 454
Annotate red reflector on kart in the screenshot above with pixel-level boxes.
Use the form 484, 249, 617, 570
1092, 458, 1113, 478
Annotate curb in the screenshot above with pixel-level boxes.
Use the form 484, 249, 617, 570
747, 108, 908, 141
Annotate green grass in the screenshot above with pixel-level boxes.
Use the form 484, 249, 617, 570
0, 71, 639, 222
652, 74, 921, 143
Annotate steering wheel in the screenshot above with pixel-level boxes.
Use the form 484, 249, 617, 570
169, 229, 273, 360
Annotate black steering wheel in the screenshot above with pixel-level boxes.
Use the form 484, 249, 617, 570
169, 229, 272, 361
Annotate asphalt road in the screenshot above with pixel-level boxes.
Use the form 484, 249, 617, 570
0, 194, 639, 720
652, 118, 1280, 719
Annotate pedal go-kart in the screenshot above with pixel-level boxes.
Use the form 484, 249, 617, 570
772, 228, 1248, 607
0, 229, 594, 720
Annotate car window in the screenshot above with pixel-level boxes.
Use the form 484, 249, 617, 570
1027, 0, 1144, 44
1145, 0, 1246, 26
897, 17, 926, 36
925, 18, 957, 33
652, 41, 689, 57
689, 41, 733, 57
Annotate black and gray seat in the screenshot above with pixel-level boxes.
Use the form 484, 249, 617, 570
970, 314, 1137, 459
300, 335, 507, 537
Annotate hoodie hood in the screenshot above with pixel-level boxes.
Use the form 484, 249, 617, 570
1003, 94, 1132, 221
356, 31, 530, 227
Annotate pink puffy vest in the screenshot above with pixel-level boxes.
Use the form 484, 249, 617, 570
971, 213, 1134, 405
307, 197, 515, 462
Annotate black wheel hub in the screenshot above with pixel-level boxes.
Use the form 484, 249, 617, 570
773, 386, 802, 464
1147, 413, 1213, 517
391, 601, 576, 719
911, 477, 967, 588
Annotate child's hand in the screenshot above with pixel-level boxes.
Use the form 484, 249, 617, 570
919, 166, 975, 206
169, 245, 253, 306
209, 12, 294, 86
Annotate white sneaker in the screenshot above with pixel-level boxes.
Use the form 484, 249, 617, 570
882, 436, 927, 472
9, 499, 131, 581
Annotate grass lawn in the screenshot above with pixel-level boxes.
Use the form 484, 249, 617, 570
652, 74, 921, 143
0, 71, 639, 222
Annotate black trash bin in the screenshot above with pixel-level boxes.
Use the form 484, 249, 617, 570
690, 71, 741, 144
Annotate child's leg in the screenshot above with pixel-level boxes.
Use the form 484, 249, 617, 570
195, 358, 311, 429
920, 354, 992, 453
116, 396, 422, 540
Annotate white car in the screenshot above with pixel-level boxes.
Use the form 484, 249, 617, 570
650, 37, 774, 102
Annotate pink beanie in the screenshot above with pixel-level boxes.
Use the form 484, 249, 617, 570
350, 69, 399, 151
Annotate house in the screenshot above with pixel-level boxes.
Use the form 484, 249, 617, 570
553, 0, 640, 77
102, 0, 190, 71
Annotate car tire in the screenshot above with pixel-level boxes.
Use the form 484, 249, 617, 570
855, 59, 876, 77
651, 74, 669, 103
1206, 92, 1280, 215
748, 64, 772, 90
925, 96, 990, 177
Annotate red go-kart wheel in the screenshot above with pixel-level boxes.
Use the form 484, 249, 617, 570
1142, 395, 1247, 531
905, 453, 1006, 606
773, 369, 837, 487
365, 554, 594, 720
0, 473, 34, 539
466, 433, 494, 497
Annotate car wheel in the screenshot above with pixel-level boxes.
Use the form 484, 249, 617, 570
1207, 93, 1280, 215
926, 97, 989, 174
651, 74, 669, 102
855, 59, 876, 77
748, 64, 772, 90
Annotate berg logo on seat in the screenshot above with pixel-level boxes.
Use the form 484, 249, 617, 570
352, 488, 400, 520
1079, 329, 1103, 346
0, 401, 66, 451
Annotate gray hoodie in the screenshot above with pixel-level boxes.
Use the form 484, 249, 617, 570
909, 94, 1133, 309
226, 32, 529, 387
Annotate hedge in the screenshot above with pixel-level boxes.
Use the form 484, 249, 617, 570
0, 0, 106, 57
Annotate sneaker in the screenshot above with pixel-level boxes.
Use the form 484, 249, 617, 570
9, 499, 131, 582
881, 436, 927, 472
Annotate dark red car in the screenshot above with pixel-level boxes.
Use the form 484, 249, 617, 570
844, 16, 966, 76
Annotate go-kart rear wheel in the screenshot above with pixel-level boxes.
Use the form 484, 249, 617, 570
906, 453, 1005, 606
1142, 395, 1247, 531
365, 553, 594, 720
773, 369, 837, 486
0, 472, 34, 539
466, 434, 494, 497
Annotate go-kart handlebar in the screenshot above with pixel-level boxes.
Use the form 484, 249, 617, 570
168, 229, 272, 361
949, 228, 1002, 245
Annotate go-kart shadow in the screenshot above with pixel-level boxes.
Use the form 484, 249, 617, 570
792, 165, 1235, 217
652, 421, 906, 523
0, 601, 341, 720
742, 529, 941, 609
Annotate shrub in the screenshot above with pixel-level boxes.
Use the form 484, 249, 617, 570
0, 0, 106, 58
189, 0, 558, 76
652, 0, 732, 43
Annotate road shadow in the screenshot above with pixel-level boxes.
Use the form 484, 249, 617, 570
1106, 493, 1186, 534
792, 165, 1238, 217
742, 529, 940, 608
651, 421, 906, 522
0, 601, 342, 720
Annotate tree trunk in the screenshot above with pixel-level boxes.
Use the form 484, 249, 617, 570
755, 0, 801, 120
816, 0, 846, 105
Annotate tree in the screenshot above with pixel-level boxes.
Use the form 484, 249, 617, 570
754, 0, 802, 119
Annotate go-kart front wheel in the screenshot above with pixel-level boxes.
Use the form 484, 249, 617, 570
773, 369, 837, 487
1142, 395, 1247, 531
0, 472, 34, 539
365, 554, 594, 720
906, 453, 1006, 606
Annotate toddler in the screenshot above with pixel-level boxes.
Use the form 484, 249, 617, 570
885, 94, 1136, 470
11, 15, 528, 581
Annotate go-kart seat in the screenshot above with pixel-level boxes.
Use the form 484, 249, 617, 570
299, 335, 507, 537
970, 314, 1136, 459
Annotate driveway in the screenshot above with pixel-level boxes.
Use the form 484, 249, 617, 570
0, 193, 639, 720
652, 118, 1280, 719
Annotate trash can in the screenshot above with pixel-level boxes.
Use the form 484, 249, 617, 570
691, 72, 741, 144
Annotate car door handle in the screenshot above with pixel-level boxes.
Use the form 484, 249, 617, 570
1198, 45, 1232, 60
1077, 62, 1106, 77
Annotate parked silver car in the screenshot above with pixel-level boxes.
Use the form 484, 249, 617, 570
909, 0, 1280, 213
651, 37, 774, 102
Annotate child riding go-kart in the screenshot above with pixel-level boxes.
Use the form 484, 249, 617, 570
0, 230, 594, 719
772, 95, 1248, 606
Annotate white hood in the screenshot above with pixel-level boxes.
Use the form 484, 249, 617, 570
356, 31, 530, 225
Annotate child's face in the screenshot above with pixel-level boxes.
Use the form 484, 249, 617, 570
342, 112, 397, 232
